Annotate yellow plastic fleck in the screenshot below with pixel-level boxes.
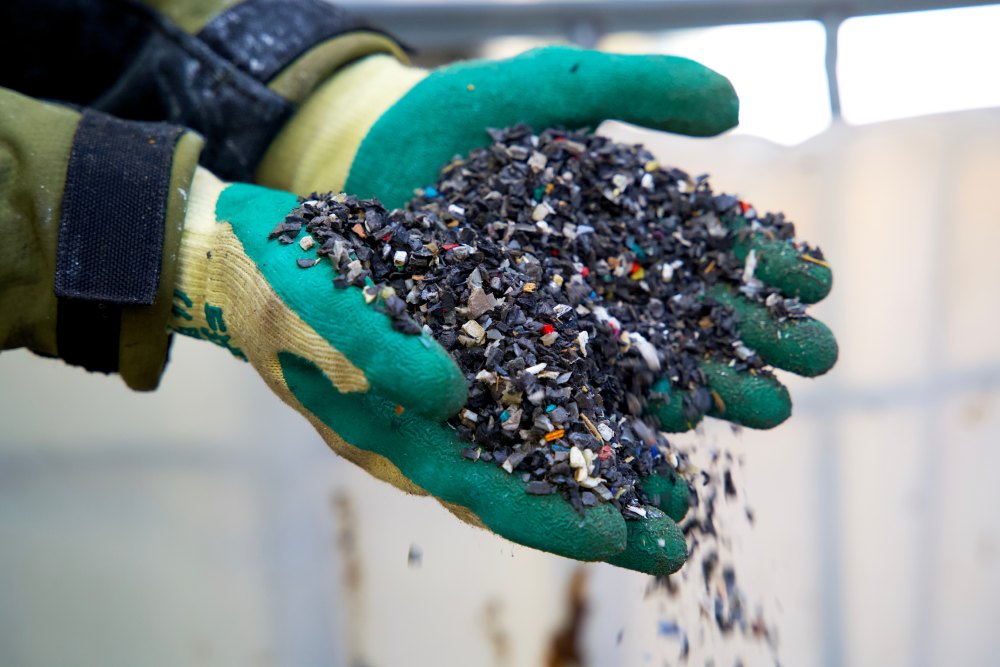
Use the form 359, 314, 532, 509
801, 254, 831, 268
580, 414, 603, 440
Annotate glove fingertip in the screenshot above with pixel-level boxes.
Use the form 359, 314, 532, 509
696, 67, 740, 136
649, 379, 706, 433
605, 507, 687, 576
386, 339, 468, 421
778, 318, 839, 378
792, 260, 833, 304
642, 472, 691, 523
733, 232, 833, 303
703, 361, 791, 430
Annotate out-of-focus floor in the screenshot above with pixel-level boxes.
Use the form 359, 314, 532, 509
1, 108, 998, 667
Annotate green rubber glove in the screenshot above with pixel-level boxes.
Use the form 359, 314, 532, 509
257, 45, 739, 208
257, 44, 837, 432
648, 217, 838, 432
174, 173, 691, 576
168, 168, 466, 424
251, 45, 837, 572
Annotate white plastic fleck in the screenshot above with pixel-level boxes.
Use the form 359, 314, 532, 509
298, 235, 315, 251
528, 151, 548, 172
628, 332, 661, 371
742, 249, 758, 283
461, 319, 486, 343
661, 262, 674, 282
569, 446, 586, 469
597, 423, 614, 442
626, 504, 647, 518
553, 304, 573, 317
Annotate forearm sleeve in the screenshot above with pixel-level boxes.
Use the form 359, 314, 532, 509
0, 87, 203, 390
0, 0, 405, 181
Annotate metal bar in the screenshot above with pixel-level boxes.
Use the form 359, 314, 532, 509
824, 13, 843, 118
343, 0, 1000, 49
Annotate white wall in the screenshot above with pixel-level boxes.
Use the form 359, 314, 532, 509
2, 108, 999, 667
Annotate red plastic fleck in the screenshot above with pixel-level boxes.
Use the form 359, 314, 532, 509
541, 324, 555, 335
630, 261, 641, 274
441, 243, 459, 250
598, 445, 613, 461
580, 267, 589, 278
739, 200, 751, 213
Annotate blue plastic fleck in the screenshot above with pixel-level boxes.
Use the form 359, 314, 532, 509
500, 410, 510, 422
546, 404, 556, 412
658, 620, 680, 637
424, 186, 438, 197
629, 241, 646, 259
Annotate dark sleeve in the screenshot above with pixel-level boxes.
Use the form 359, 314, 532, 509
0, 86, 204, 390
0, 0, 406, 181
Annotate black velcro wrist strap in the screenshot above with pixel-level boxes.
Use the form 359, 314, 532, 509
54, 109, 183, 373
198, 0, 395, 84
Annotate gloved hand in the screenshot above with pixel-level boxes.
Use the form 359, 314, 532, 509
250, 45, 837, 575
256, 45, 837, 434
171, 169, 693, 576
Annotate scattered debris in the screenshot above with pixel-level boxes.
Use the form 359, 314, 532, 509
407, 543, 422, 568
271, 126, 820, 522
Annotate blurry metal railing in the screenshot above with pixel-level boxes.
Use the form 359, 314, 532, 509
342, 0, 999, 117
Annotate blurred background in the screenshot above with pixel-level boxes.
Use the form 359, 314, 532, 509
2, 1, 1000, 665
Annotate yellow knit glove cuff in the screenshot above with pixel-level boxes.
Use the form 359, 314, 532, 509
168, 168, 369, 395
256, 55, 426, 196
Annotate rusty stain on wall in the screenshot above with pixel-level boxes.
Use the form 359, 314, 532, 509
546, 568, 590, 667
